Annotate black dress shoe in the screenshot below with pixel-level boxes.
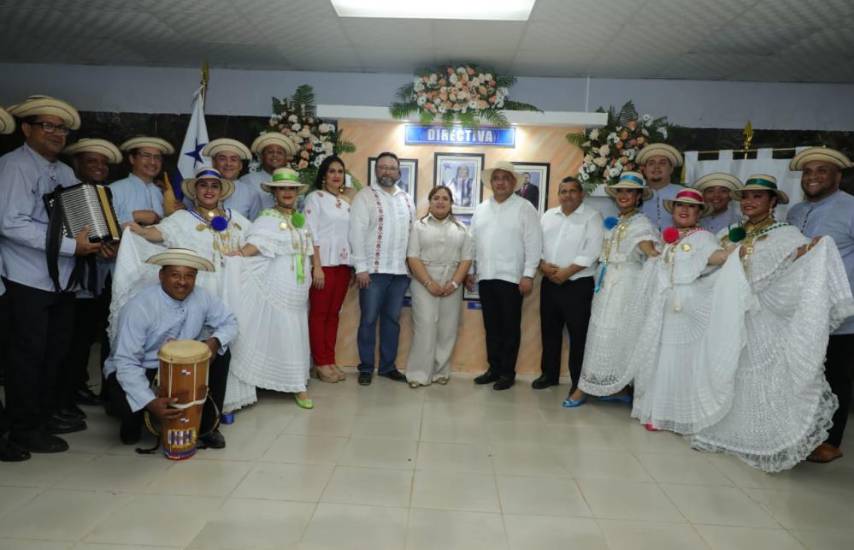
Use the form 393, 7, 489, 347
493, 377, 515, 391
46, 415, 87, 435
10, 430, 69, 453
57, 405, 87, 421
0, 436, 31, 462
119, 417, 143, 445
358, 372, 373, 386
474, 370, 499, 385
531, 376, 559, 390
198, 429, 226, 449
378, 369, 407, 382
74, 386, 101, 406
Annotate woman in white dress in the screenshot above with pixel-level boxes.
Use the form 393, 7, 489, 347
225, 167, 319, 410
405, 186, 473, 387
567, 172, 660, 407
304, 155, 352, 383
627, 188, 743, 434
692, 175, 854, 472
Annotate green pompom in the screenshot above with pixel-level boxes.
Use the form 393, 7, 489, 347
291, 211, 305, 228
728, 226, 746, 242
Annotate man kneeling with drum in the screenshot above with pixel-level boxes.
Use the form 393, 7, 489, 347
103, 248, 238, 450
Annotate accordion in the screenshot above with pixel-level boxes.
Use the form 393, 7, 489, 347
44, 183, 121, 243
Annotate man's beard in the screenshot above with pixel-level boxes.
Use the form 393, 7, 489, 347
378, 175, 397, 187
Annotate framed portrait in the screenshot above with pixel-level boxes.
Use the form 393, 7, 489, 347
368, 157, 418, 201
511, 162, 551, 214
454, 213, 472, 226
434, 152, 484, 213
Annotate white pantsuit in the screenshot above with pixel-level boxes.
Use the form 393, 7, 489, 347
406, 215, 473, 385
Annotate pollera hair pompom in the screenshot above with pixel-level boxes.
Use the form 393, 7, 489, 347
603, 216, 619, 230
662, 226, 680, 244
291, 212, 305, 228
728, 226, 746, 242
210, 216, 228, 232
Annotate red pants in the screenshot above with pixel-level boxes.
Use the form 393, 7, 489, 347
309, 265, 352, 365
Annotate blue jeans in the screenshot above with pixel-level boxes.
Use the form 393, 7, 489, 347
357, 273, 410, 374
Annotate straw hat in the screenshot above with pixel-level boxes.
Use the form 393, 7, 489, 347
251, 132, 299, 157
119, 136, 175, 155
203, 138, 251, 160
261, 167, 307, 193
636, 143, 683, 167
7, 95, 81, 130
604, 171, 653, 201
732, 174, 789, 205
0, 107, 14, 135
146, 248, 214, 272
482, 161, 526, 191
664, 188, 712, 216
692, 172, 742, 192
181, 166, 235, 202
63, 138, 122, 164
789, 146, 852, 171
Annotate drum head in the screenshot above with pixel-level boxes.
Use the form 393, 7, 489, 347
158, 339, 211, 363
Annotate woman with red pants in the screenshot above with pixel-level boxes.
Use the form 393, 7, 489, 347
304, 155, 352, 382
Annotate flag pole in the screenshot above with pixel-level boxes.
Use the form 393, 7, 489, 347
200, 61, 210, 100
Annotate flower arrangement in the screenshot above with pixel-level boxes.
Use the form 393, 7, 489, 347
268, 85, 357, 186
390, 64, 540, 127
566, 101, 674, 190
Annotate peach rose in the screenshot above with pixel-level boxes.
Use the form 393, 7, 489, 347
467, 67, 476, 75
627, 120, 637, 130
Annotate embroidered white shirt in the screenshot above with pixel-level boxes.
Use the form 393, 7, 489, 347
304, 189, 352, 267
349, 184, 415, 274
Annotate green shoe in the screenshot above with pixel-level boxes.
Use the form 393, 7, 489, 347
295, 395, 314, 409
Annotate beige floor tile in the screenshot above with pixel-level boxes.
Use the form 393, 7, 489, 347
0, 453, 95, 488
411, 469, 500, 513
193, 427, 281, 462
0, 541, 72, 550
490, 442, 568, 477
337, 437, 418, 469
406, 508, 508, 550
74, 545, 181, 549
636, 452, 734, 486
53, 454, 170, 493
496, 475, 591, 517
694, 525, 805, 550
282, 411, 356, 437
0, 486, 40, 519
553, 448, 652, 481
661, 484, 778, 527
84, 494, 221, 547
598, 519, 710, 550
577, 479, 684, 522
415, 441, 492, 472
299, 503, 407, 550
744, 488, 854, 530
226, 400, 299, 433
0, 489, 129, 541
789, 528, 854, 550
321, 466, 413, 507
186, 498, 315, 549
560, 426, 630, 450
232, 462, 334, 502
419, 417, 490, 444
260, 433, 349, 464
350, 415, 422, 440
142, 459, 252, 497
503, 515, 608, 550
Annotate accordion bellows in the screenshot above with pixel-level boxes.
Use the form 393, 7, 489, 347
47, 183, 121, 242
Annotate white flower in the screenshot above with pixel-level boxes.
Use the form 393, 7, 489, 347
323, 142, 334, 154
268, 116, 277, 126
313, 155, 325, 167
642, 114, 652, 123
594, 156, 608, 167
657, 127, 668, 138
318, 123, 331, 134
607, 132, 617, 143
598, 144, 610, 156
413, 81, 425, 92
583, 154, 593, 163
608, 167, 621, 178
468, 100, 479, 110
416, 96, 427, 106
484, 73, 493, 81
428, 73, 437, 83
291, 123, 301, 131
433, 96, 442, 104
457, 66, 466, 74
625, 148, 636, 160
299, 128, 312, 138
579, 171, 590, 181
582, 141, 591, 148
460, 104, 468, 113
641, 128, 649, 136
437, 104, 447, 114
496, 99, 504, 108
288, 114, 298, 123
449, 74, 458, 84
588, 129, 600, 141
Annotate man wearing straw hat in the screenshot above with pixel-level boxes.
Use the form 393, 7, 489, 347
239, 132, 299, 213
466, 161, 543, 390
787, 146, 854, 464
103, 248, 238, 446
0, 106, 30, 461
203, 137, 260, 219
0, 95, 102, 453
637, 143, 686, 230
112, 136, 175, 227
62, 138, 123, 409
694, 172, 743, 234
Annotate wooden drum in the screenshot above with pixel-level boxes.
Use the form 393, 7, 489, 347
157, 340, 211, 460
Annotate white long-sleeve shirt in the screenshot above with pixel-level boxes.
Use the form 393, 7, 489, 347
349, 184, 415, 274
541, 202, 604, 280
471, 194, 543, 283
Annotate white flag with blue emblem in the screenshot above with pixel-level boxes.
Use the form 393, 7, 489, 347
174, 85, 209, 200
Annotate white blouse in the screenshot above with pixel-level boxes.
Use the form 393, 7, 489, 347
304, 190, 351, 267
407, 214, 473, 266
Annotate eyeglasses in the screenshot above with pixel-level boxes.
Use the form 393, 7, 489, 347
29, 121, 71, 135
377, 165, 399, 172
135, 152, 163, 161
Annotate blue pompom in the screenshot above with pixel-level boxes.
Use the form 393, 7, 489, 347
603, 216, 619, 230
210, 216, 228, 232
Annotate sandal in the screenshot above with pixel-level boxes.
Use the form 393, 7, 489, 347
315, 365, 339, 384
295, 393, 314, 409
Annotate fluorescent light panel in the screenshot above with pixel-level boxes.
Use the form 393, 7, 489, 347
331, 0, 535, 21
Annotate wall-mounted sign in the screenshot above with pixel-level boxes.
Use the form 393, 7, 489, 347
404, 125, 516, 147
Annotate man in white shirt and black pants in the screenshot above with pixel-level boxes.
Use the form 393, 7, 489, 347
349, 152, 416, 386
467, 162, 543, 390
534, 176, 604, 391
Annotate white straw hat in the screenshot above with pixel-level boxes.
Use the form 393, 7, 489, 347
7, 95, 81, 130
146, 248, 214, 271
64, 138, 122, 164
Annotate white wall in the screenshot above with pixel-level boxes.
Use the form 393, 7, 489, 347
3, 63, 853, 131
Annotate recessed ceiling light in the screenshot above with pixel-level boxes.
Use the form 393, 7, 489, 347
331, 0, 536, 21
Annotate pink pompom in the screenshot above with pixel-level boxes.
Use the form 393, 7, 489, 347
662, 226, 679, 244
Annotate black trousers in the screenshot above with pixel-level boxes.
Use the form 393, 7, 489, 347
0, 292, 9, 435
104, 349, 230, 441
539, 277, 594, 391
478, 279, 523, 380
2, 278, 75, 434
826, 334, 854, 447
60, 296, 104, 407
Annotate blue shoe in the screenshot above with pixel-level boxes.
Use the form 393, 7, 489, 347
562, 395, 587, 408
598, 394, 633, 404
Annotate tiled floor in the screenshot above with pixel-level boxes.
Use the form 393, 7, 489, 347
1, 373, 854, 549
